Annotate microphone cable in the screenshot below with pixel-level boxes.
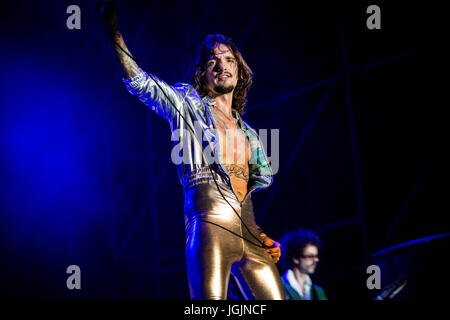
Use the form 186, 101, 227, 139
97, 8, 269, 249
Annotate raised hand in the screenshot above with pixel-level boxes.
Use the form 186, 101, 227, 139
94, 0, 117, 27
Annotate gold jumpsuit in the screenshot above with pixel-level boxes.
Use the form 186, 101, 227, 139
184, 179, 285, 300
123, 70, 285, 300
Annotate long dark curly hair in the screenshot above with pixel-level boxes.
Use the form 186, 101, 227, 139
191, 34, 254, 115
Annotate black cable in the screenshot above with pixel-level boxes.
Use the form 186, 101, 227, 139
200, 220, 264, 248
98, 14, 268, 249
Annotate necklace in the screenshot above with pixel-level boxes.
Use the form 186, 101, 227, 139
211, 104, 238, 124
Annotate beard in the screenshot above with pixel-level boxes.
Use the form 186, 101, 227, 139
214, 84, 235, 94
300, 263, 317, 275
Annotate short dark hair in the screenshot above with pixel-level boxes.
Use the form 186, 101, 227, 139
191, 34, 253, 115
280, 228, 322, 271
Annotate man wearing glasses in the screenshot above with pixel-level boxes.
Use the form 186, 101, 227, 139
280, 228, 327, 300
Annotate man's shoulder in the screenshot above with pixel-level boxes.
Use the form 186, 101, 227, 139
281, 277, 303, 300
312, 283, 325, 291
312, 283, 327, 300
175, 83, 204, 100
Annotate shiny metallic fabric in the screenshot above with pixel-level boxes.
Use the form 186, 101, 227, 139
122, 70, 273, 194
122, 70, 283, 300
184, 181, 286, 300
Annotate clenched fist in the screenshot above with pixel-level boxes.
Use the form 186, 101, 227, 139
262, 235, 281, 264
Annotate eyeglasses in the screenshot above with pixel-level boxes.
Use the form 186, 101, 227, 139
300, 254, 319, 259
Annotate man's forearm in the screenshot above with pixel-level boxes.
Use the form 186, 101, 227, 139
100, 0, 141, 79
109, 29, 141, 79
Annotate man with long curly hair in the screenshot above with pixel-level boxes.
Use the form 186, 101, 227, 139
99, 1, 284, 300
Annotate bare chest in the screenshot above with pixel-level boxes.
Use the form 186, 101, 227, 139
211, 110, 251, 202
212, 114, 250, 166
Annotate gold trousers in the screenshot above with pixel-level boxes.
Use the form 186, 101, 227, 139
184, 182, 286, 300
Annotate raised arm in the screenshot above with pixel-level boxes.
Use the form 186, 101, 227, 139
98, 0, 140, 79
96, 1, 190, 122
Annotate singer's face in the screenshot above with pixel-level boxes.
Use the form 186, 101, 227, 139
204, 43, 238, 96
296, 244, 320, 275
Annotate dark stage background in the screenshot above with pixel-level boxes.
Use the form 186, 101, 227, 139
0, 0, 447, 300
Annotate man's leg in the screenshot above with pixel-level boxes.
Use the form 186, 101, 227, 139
186, 220, 242, 300
237, 243, 286, 300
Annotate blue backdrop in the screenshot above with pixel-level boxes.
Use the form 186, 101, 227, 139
0, 0, 447, 299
